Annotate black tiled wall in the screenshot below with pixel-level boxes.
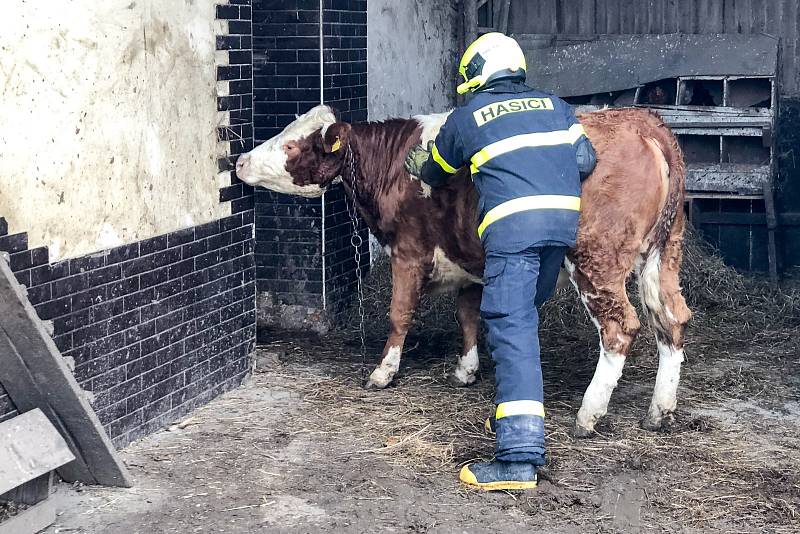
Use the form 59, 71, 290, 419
252, 0, 368, 318
322, 0, 368, 316
253, 0, 325, 308
218, 0, 256, 215
0, 214, 256, 447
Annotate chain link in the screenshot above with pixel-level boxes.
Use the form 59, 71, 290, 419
343, 144, 368, 380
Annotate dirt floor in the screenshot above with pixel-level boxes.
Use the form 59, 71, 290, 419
43, 238, 800, 534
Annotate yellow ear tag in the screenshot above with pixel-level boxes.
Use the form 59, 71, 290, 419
330, 136, 342, 153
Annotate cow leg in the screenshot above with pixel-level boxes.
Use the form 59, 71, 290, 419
566, 259, 641, 438
638, 217, 692, 430
364, 259, 423, 390
448, 283, 482, 387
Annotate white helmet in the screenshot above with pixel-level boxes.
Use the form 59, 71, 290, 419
457, 33, 527, 95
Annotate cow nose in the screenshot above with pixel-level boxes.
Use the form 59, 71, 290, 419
235, 153, 250, 178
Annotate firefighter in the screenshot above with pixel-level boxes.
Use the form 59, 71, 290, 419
404, 32, 596, 490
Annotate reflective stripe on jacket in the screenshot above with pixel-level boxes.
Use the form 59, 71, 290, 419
431, 81, 589, 252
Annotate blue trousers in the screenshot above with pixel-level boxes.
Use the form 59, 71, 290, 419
480, 245, 567, 464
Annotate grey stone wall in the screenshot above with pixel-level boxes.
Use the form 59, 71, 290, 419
367, 0, 460, 120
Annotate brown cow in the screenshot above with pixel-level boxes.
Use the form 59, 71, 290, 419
235, 105, 692, 436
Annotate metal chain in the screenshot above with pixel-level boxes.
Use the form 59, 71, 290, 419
343, 144, 367, 380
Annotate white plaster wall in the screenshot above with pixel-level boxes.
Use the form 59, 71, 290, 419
367, 0, 459, 120
0, 0, 230, 260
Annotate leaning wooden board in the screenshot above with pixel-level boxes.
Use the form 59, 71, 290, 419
0, 497, 59, 534
0, 256, 131, 487
0, 409, 74, 495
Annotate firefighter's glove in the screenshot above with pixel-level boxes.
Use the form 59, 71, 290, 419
404, 140, 434, 177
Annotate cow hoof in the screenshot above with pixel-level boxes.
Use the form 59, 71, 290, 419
448, 373, 476, 387
447, 372, 476, 388
572, 423, 595, 439
641, 412, 674, 432
363, 379, 389, 391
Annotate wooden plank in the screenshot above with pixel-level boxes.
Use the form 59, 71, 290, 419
0, 497, 57, 534
0, 410, 73, 495
723, 0, 736, 33
3, 473, 53, 506
577, 0, 595, 35
677, 0, 696, 33
493, 0, 511, 34
603, 0, 620, 34
685, 164, 769, 195
763, 179, 780, 282
619, 0, 634, 33
700, 0, 725, 33
733, 0, 750, 33
0, 257, 131, 487
779, 0, 799, 94
647, 0, 663, 33
0, 333, 92, 485
464, 0, 478, 48
522, 33, 779, 97
633, 3, 648, 34
663, 0, 679, 33
718, 200, 753, 269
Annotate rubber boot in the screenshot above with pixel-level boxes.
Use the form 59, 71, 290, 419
459, 460, 538, 491
484, 415, 496, 436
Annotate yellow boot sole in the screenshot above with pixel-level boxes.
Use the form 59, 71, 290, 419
459, 465, 538, 491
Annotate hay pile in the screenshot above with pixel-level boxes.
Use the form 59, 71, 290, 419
259, 228, 800, 531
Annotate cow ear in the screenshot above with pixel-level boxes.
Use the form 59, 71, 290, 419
323, 122, 351, 154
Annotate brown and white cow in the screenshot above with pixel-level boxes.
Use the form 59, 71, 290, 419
235, 105, 692, 436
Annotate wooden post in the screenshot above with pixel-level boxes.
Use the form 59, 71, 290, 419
458, 0, 478, 106
494, 0, 512, 34
464, 0, 478, 48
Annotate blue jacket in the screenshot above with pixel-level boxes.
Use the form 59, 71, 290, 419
421, 81, 595, 253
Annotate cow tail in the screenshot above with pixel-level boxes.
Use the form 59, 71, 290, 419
647, 120, 686, 256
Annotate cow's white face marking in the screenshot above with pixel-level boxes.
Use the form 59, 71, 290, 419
576, 345, 626, 432
645, 342, 684, 425
428, 246, 482, 294
407, 112, 452, 199
383, 245, 392, 257
368, 345, 402, 388
236, 105, 336, 197
452, 345, 479, 385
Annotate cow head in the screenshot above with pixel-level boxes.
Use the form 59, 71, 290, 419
235, 105, 351, 198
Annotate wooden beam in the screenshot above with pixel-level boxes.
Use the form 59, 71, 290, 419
2, 473, 53, 506
0, 334, 92, 484
0, 410, 73, 496
0, 496, 57, 534
464, 0, 478, 47
693, 212, 800, 227
495, 0, 511, 34
0, 257, 131, 487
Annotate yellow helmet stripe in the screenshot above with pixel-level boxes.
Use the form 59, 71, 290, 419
470, 124, 587, 170
431, 142, 458, 174
477, 195, 582, 238
496, 400, 545, 419
459, 33, 496, 78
